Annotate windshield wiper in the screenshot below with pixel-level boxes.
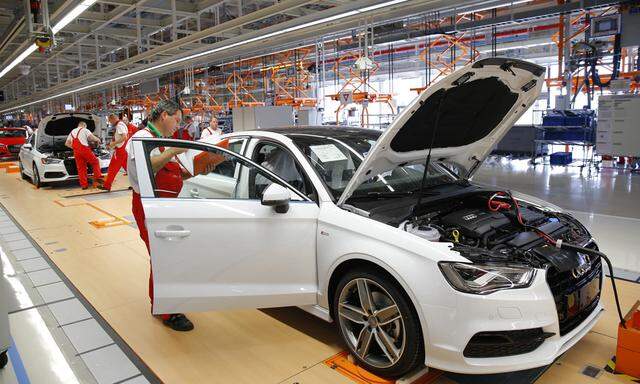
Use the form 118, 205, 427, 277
351, 190, 441, 199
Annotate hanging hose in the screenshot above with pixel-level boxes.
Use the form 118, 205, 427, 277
502, 190, 626, 328
553, 241, 626, 329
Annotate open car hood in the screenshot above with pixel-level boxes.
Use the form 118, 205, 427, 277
36, 113, 102, 151
337, 58, 544, 206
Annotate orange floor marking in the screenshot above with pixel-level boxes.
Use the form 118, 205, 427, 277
0, 161, 16, 169
324, 351, 442, 384
6, 166, 19, 173
54, 199, 131, 228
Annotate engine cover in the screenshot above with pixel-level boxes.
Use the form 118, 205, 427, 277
440, 208, 511, 238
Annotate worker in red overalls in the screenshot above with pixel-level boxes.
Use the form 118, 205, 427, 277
126, 100, 194, 332
65, 121, 103, 190
99, 114, 129, 191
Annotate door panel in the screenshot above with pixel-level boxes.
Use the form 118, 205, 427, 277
131, 138, 319, 314
145, 199, 318, 313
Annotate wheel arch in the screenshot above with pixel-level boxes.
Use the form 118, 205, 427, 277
325, 254, 430, 356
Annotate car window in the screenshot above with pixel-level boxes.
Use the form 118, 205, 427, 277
228, 139, 245, 155
142, 141, 303, 201
0, 130, 25, 138
251, 141, 316, 200
289, 134, 456, 201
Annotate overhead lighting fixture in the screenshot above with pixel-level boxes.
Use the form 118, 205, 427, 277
0, 44, 37, 79
2, 0, 413, 113
466, 0, 533, 14
0, 0, 97, 81
52, 0, 98, 34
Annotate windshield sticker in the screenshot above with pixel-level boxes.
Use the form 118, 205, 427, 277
310, 144, 348, 163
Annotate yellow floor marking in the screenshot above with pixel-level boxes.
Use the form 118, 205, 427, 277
53, 199, 131, 228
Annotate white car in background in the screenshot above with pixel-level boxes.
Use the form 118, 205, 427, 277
130, 58, 602, 378
19, 113, 110, 187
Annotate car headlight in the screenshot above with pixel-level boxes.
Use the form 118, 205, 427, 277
41, 158, 63, 164
439, 262, 536, 295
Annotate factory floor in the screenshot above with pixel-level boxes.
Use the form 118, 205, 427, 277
0, 158, 639, 384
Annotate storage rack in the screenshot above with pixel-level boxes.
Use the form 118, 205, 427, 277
530, 109, 598, 173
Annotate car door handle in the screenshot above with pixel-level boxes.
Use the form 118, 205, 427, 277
190, 188, 199, 198
154, 229, 191, 239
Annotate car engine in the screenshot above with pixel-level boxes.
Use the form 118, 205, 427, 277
396, 191, 592, 270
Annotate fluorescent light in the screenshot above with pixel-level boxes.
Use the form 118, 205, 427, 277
1, 0, 410, 112
0, 44, 37, 79
52, 0, 98, 34
0, 0, 97, 81
466, 0, 533, 14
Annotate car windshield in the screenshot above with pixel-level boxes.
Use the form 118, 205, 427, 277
288, 133, 457, 201
0, 130, 25, 138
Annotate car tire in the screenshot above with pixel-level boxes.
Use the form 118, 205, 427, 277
333, 268, 424, 379
0, 351, 7, 369
19, 161, 28, 180
32, 163, 42, 188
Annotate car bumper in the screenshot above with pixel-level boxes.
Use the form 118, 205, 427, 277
40, 159, 110, 182
421, 271, 603, 374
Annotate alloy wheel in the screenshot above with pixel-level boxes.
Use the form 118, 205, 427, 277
337, 278, 406, 368
33, 164, 40, 187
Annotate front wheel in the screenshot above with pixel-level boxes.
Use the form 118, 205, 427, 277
19, 160, 28, 180
0, 351, 7, 369
32, 164, 42, 188
333, 269, 424, 379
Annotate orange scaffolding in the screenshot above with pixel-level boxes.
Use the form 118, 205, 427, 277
327, 52, 393, 127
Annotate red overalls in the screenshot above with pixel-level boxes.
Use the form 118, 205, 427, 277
103, 122, 128, 190
71, 127, 102, 188
131, 129, 183, 319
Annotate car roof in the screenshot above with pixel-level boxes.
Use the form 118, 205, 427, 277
0, 127, 26, 131
228, 125, 382, 141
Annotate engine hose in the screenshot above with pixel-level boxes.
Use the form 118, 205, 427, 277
554, 240, 626, 328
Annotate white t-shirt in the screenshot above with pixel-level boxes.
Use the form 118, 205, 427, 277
200, 127, 222, 140
67, 127, 92, 146
127, 129, 154, 193
126, 129, 179, 194
114, 121, 128, 148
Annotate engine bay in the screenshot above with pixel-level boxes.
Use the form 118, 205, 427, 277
368, 189, 592, 272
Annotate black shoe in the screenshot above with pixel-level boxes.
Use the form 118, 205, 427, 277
162, 314, 194, 332
81, 186, 88, 190
96, 185, 110, 191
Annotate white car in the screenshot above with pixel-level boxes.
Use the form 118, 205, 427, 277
130, 58, 602, 378
19, 113, 111, 187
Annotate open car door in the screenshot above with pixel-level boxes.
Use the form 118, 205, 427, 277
131, 137, 319, 315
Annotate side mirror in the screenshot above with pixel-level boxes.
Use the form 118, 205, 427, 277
261, 183, 291, 214
22, 143, 32, 150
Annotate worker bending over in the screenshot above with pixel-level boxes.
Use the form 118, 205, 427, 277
100, 114, 129, 191
126, 100, 194, 332
65, 121, 103, 190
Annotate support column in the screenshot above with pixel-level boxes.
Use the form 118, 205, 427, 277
95, 34, 101, 69
171, 0, 178, 42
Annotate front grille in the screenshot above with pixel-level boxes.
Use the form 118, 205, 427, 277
44, 172, 65, 179
8, 144, 21, 153
463, 328, 547, 358
547, 248, 602, 336
64, 159, 78, 176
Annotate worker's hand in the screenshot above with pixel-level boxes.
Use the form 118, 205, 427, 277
167, 147, 188, 156
108, 142, 115, 149
204, 162, 217, 174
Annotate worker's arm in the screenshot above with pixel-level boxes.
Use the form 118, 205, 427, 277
109, 133, 126, 149
65, 136, 73, 149
150, 147, 187, 174
87, 132, 101, 145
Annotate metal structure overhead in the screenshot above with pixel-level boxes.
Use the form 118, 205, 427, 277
0, 0, 626, 113
0, 0, 549, 113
